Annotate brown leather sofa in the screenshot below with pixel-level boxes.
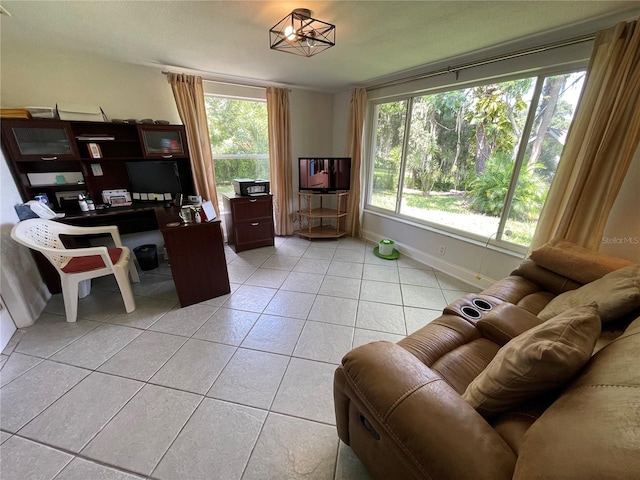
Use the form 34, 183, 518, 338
334, 241, 640, 479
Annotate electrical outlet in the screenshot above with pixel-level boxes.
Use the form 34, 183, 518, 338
438, 245, 446, 256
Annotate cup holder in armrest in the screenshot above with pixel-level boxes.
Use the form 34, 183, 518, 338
443, 294, 502, 323
461, 305, 482, 319
472, 298, 493, 311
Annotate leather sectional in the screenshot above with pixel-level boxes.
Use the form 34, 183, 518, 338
334, 240, 640, 479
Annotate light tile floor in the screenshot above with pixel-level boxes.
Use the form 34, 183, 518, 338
0, 236, 479, 480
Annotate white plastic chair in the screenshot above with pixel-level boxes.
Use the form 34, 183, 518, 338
11, 218, 140, 322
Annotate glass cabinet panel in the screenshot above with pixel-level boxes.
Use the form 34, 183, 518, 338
138, 126, 187, 158
4, 121, 79, 161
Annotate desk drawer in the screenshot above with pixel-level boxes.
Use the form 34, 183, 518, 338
230, 196, 272, 222
234, 220, 274, 251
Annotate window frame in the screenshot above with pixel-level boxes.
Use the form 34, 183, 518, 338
363, 65, 587, 254
203, 90, 269, 213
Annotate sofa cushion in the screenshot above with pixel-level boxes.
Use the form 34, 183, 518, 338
537, 264, 640, 323
530, 239, 633, 284
462, 304, 601, 417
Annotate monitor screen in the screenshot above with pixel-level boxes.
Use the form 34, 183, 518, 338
126, 160, 182, 195
299, 157, 351, 193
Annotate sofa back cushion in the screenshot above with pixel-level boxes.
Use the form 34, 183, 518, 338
511, 258, 582, 295
538, 264, 640, 323
529, 239, 633, 284
462, 304, 601, 417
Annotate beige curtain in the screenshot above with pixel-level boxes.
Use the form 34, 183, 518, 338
345, 88, 367, 237
167, 73, 220, 215
266, 87, 294, 235
531, 18, 640, 251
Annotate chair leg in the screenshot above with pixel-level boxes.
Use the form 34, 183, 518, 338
113, 268, 136, 313
61, 276, 80, 323
128, 257, 140, 284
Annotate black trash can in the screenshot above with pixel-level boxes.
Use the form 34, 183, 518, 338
133, 244, 158, 271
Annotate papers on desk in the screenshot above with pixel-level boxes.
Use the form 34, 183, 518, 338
201, 200, 216, 222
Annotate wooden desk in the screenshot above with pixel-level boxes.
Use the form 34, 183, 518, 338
42, 205, 230, 307
62, 205, 159, 234
156, 208, 230, 307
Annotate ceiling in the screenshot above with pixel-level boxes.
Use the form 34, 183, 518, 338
1, 1, 639, 93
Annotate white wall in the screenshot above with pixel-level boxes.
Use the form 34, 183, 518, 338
288, 89, 334, 215
332, 90, 351, 156
1, 46, 181, 123
601, 145, 640, 263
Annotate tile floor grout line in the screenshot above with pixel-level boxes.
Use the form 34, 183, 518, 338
147, 393, 208, 480
10, 429, 153, 479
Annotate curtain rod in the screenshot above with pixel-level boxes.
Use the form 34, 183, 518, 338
161, 70, 291, 91
367, 33, 595, 91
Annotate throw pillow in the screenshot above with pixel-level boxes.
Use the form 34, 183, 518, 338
462, 303, 601, 417
537, 264, 640, 323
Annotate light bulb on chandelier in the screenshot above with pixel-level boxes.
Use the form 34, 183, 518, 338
284, 25, 297, 42
306, 31, 317, 48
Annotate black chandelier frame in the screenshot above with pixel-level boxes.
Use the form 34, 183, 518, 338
269, 8, 335, 57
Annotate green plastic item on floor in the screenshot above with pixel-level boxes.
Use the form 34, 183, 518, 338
373, 239, 400, 260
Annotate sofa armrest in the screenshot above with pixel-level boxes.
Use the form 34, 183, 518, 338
336, 341, 516, 480
476, 303, 544, 346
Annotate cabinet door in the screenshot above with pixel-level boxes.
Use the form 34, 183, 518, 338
137, 125, 188, 159
2, 120, 79, 161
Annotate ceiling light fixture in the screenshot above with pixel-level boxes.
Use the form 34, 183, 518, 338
269, 8, 335, 57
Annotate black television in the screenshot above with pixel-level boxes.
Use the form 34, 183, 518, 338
298, 157, 351, 193
126, 160, 182, 197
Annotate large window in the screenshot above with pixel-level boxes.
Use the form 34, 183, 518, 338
205, 96, 269, 210
368, 71, 585, 247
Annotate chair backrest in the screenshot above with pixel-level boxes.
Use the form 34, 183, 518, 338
11, 219, 72, 270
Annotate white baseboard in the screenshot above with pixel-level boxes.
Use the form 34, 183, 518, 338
361, 228, 497, 290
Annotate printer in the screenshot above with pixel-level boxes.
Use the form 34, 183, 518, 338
233, 179, 270, 196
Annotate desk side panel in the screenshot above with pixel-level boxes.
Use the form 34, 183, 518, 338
162, 221, 230, 307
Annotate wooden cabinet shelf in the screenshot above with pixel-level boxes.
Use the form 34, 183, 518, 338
23, 183, 86, 190
295, 192, 349, 240
1, 119, 194, 212
304, 207, 348, 218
